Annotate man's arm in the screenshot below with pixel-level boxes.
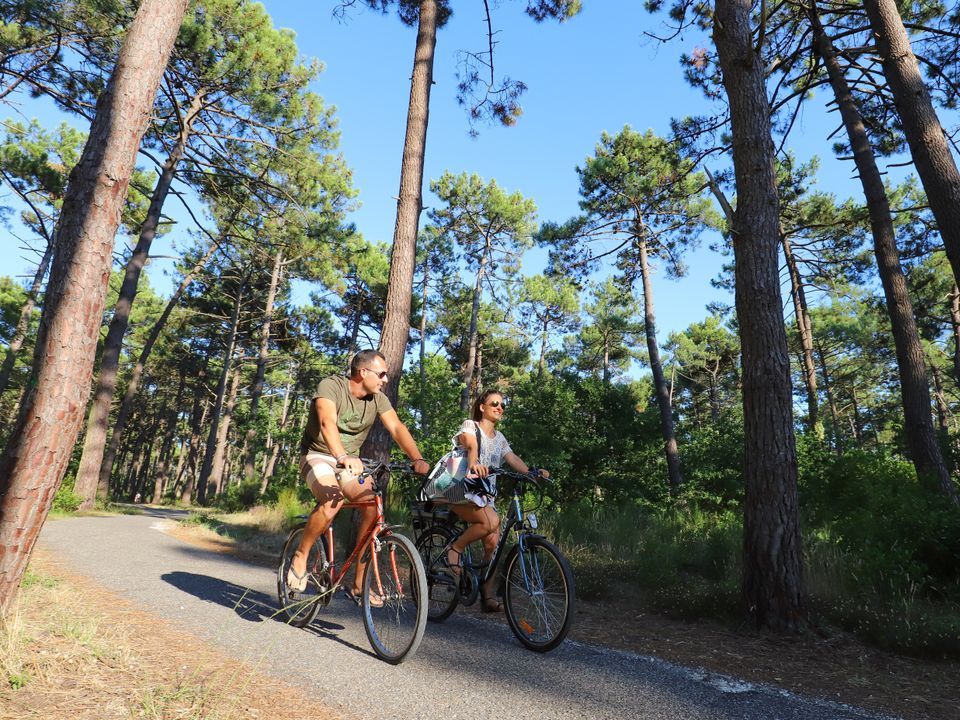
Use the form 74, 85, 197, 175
379, 409, 430, 475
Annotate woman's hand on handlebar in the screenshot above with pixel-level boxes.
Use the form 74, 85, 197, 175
469, 462, 489, 478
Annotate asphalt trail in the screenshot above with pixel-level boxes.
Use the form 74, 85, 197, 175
38, 510, 900, 720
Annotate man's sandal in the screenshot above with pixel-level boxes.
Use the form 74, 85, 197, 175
286, 561, 308, 593
346, 588, 385, 608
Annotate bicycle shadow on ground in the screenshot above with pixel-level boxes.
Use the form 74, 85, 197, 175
160, 571, 375, 658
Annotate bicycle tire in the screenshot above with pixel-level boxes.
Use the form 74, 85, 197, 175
503, 535, 575, 652
415, 525, 460, 622
361, 533, 428, 664
277, 525, 328, 627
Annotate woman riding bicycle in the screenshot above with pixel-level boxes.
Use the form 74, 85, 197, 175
446, 388, 549, 612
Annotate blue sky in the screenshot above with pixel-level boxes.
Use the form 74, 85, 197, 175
0, 1, 903, 345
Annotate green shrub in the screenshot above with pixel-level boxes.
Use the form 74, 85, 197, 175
51, 483, 82, 513
212, 481, 263, 513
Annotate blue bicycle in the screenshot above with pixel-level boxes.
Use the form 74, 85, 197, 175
411, 468, 575, 652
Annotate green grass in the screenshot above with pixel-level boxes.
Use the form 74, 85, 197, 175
543, 501, 960, 658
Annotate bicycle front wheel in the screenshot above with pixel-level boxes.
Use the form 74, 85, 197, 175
503, 535, 575, 652
361, 533, 428, 664
277, 525, 327, 628
415, 525, 460, 622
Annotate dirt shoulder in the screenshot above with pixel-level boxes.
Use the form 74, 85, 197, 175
1, 550, 342, 720
168, 520, 958, 720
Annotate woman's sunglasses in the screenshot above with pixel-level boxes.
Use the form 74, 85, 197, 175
486, 400, 506, 408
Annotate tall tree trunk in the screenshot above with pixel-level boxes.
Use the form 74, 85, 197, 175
713, 0, 805, 630
931, 362, 949, 434
244, 247, 283, 481
197, 286, 243, 505
862, 0, 960, 295
809, 5, 957, 503
74, 89, 205, 509
211, 366, 242, 495
951, 286, 960, 384
538, 319, 549, 376
98, 240, 217, 494
153, 371, 185, 502
260, 381, 292, 494
0, 0, 189, 612
461, 241, 490, 411
638, 238, 683, 488
181, 394, 209, 505
366, 0, 438, 461
602, 334, 610, 386
419, 257, 429, 431
815, 340, 842, 453
0, 243, 52, 397
781, 232, 819, 432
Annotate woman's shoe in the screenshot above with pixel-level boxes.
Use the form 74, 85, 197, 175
481, 593, 503, 613
440, 546, 463, 579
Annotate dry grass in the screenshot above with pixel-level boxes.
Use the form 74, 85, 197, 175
0, 551, 341, 720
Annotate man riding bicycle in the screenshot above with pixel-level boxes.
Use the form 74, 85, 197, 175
287, 349, 431, 602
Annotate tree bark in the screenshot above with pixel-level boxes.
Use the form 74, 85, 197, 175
815, 340, 842, 453
713, 0, 805, 630
862, 0, 960, 295
638, 238, 683, 488
210, 365, 242, 495
260, 381, 292, 494
366, 0, 438, 461
0, 0, 189, 613
950, 286, 960, 385
931, 362, 949, 434
781, 232, 819, 432
180, 393, 209, 505
74, 88, 205, 509
96, 241, 218, 494
419, 256, 429, 431
197, 286, 243, 505
0, 243, 52, 397
243, 247, 283, 481
809, 4, 957, 503
461, 240, 490, 411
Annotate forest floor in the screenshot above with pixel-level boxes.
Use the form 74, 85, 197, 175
0, 551, 341, 720
167, 517, 960, 720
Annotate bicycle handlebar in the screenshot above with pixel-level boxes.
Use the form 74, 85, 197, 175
351, 457, 422, 485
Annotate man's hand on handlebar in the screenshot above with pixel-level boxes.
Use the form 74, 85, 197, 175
337, 455, 365, 476
411, 458, 430, 476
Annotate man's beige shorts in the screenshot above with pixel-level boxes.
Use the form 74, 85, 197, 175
299, 452, 360, 497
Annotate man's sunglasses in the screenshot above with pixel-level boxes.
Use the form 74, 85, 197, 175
362, 367, 388, 380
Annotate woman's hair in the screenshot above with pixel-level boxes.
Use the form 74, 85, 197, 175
472, 389, 503, 421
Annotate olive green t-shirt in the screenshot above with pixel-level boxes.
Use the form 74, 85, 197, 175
300, 375, 393, 456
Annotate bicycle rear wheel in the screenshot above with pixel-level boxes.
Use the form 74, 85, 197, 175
415, 525, 460, 622
361, 533, 428, 664
277, 525, 328, 627
503, 535, 574, 652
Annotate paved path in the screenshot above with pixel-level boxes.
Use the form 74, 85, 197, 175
39, 510, 900, 720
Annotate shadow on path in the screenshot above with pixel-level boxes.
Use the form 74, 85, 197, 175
161, 571, 374, 658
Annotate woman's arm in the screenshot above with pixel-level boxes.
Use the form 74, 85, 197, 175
504, 451, 550, 478
459, 426, 488, 478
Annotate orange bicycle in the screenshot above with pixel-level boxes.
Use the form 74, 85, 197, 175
277, 459, 428, 664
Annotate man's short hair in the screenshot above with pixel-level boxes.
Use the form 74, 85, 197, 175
350, 349, 386, 378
